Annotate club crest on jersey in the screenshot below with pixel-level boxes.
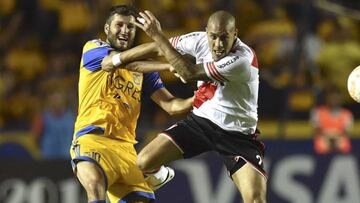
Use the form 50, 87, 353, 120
132, 72, 142, 86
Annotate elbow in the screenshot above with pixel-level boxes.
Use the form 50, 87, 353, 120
165, 107, 179, 116
180, 72, 197, 82
176, 65, 199, 82
167, 110, 180, 116
182, 75, 193, 82
179, 74, 191, 81
168, 111, 176, 116
166, 106, 190, 116
164, 105, 177, 116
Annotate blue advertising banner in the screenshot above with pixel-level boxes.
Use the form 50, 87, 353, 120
1, 140, 359, 203
156, 140, 360, 203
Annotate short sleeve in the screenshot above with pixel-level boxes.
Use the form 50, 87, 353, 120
203, 51, 252, 83
142, 72, 165, 96
169, 32, 203, 56
82, 43, 112, 72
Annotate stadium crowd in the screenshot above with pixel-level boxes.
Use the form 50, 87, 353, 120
0, 0, 359, 159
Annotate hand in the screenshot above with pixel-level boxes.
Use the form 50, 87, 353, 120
101, 52, 117, 72
132, 10, 163, 39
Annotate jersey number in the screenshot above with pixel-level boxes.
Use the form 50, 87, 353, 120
256, 155, 262, 165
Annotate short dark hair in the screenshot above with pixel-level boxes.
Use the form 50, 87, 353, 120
106, 5, 139, 24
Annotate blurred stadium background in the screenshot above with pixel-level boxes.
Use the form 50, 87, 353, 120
0, 0, 360, 202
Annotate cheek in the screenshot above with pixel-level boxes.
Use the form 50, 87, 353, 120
129, 30, 136, 38
109, 28, 117, 36
227, 41, 234, 49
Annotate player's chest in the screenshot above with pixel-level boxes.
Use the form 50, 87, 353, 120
195, 48, 214, 64
107, 70, 143, 100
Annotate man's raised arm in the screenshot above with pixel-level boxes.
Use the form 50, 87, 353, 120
101, 42, 162, 72
132, 11, 208, 82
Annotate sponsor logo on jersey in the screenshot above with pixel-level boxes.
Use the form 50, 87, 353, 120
178, 33, 200, 42
218, 56, 240, 69
110, 73, 141, 102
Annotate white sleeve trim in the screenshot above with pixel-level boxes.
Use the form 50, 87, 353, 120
169, 36, 180, 48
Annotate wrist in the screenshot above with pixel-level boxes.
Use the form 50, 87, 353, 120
111, 53, 122, 67
152, 33, 166, 43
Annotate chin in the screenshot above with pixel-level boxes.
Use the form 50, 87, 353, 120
212, 56, 220, 61
212, 54, 223, 61
116, 45, 128, 51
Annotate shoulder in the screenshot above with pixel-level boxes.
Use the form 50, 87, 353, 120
232, 39, 258, 68
232, 39, 253, 60
83, 39, 112, 53
170, 32, 206, 54
182, 31, 205, 38
178, 32, 205, 42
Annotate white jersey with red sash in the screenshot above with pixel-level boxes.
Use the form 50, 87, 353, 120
170, 32, 259, 134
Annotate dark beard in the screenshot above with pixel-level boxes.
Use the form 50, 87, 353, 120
108, 35, 125, 51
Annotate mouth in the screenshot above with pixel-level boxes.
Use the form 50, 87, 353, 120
213, 50, 224, 57
117, 36, 128, 44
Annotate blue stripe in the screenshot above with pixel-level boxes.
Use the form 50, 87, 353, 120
71, 156, 108, 190
83, 47, 110, 72
118, 191, 155, 203
75, 125, 104, 139
142, 72, 165, 96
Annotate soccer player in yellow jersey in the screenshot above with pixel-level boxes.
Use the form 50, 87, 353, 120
70, 5, 193, 203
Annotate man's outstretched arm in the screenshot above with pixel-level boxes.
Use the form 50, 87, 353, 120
101, 42, 162, 72
125, 61, 172, 73
133, 11, 208, 82
151, 88, 194, 116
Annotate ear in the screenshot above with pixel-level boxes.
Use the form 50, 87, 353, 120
234, 28, 238, 37
104, 24, 109, 35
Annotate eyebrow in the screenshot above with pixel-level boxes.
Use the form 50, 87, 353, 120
210, 32, 229, 36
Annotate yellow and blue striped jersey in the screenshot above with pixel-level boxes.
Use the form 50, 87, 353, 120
74, 39, 164, 143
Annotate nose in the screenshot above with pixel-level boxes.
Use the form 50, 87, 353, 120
214, 38, 223, 49
120, 24, 129, 34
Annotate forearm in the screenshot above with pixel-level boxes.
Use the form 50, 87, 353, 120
120, 42, 160, 63
153, 35, 196, 80
101, 42, 160, 72
135, 10, 202, 80
125, 61, 171, 73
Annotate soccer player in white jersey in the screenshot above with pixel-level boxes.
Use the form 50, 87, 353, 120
132, 10, 267, 202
